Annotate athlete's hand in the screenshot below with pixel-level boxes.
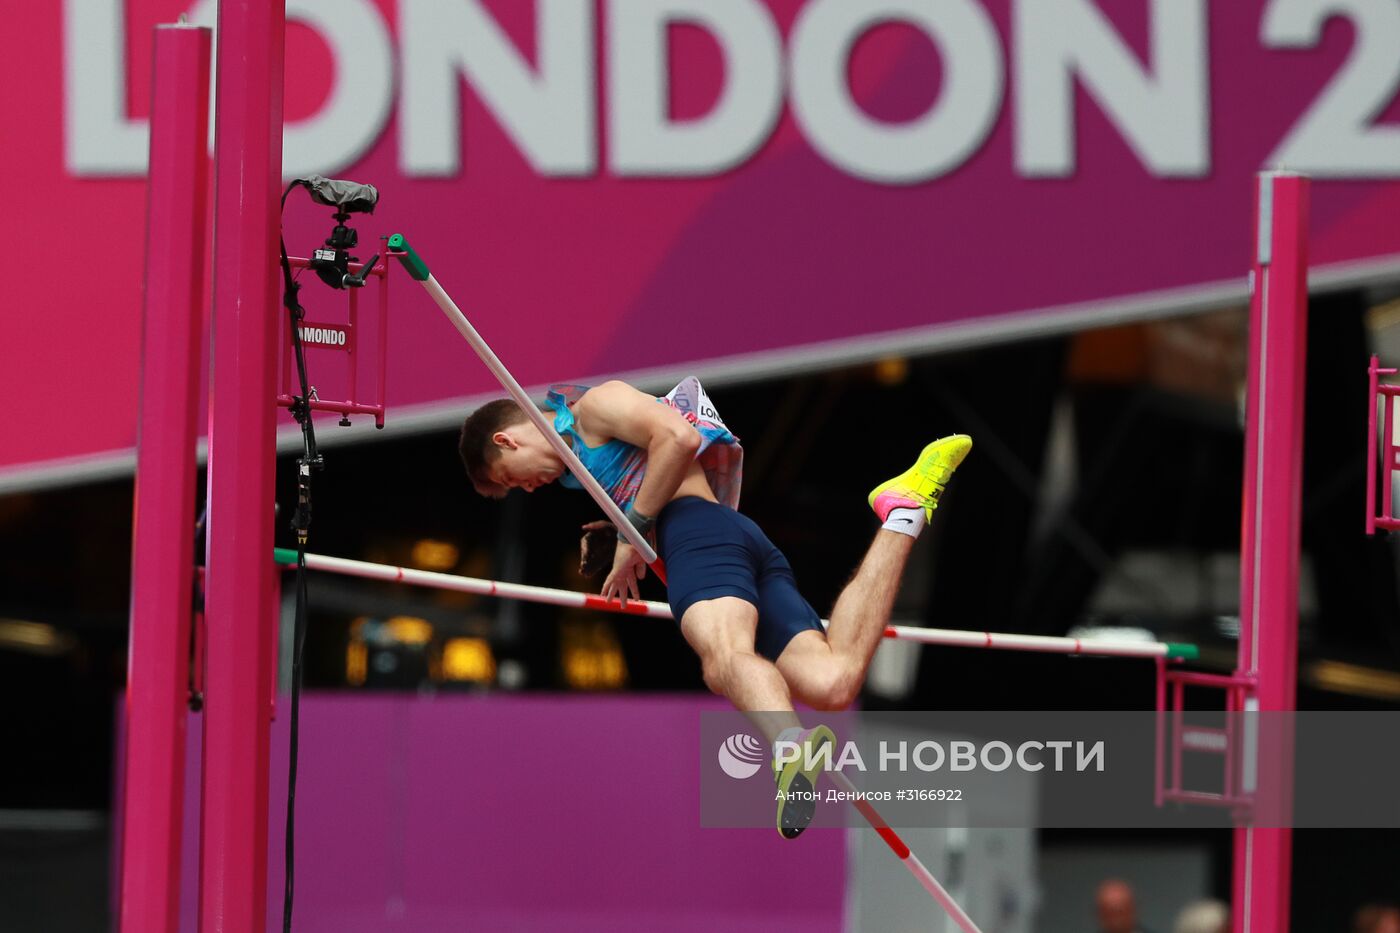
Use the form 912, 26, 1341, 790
579, 520, 616, 578
600, 540, 647, 606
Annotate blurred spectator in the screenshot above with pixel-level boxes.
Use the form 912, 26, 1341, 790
1355, 903, 1400, 933
1095, 879, 1155, 933
1173, 899, 1228, 933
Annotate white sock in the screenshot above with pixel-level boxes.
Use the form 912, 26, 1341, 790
881, 507, 925, 539
774, 726, 804, 761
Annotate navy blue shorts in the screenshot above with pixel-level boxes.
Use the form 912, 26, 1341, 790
656, 497, 824, 661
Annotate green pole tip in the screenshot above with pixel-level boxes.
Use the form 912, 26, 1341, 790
1165, 642, 1200, 661
387, 233, 430, 281
273, 547, 298, 565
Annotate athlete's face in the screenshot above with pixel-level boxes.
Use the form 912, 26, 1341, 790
488, 422, 565, 493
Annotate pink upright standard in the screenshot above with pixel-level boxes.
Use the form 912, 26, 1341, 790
199, 1, 286, 931
1234, 172, 1309, 933
121, 22, 210, 933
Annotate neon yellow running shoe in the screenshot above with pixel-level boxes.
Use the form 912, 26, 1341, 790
773, 724, 836, 839
868, 435, 973, 523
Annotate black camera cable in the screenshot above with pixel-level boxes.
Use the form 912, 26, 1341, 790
278, 180, 321, 933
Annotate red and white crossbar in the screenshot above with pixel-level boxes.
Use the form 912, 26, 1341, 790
272, 549, 1197, 660
826, 770, 983, 933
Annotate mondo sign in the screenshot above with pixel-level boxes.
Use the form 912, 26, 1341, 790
7, 0, 1400, 487
298, 325, 351, 349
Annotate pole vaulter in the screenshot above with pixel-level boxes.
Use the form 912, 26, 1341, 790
384, 234, 985, 925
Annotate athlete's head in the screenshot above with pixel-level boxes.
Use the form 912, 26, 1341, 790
458, 400, 565, 498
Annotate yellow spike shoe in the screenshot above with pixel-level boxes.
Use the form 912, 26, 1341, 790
773, 725, 837, 839
867, 435, 973, 523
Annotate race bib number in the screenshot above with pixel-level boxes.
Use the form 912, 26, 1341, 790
665, 376, 728, 430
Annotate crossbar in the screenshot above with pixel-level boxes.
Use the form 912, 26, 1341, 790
272, 549, 1197, 660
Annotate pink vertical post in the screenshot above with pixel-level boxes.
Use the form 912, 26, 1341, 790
200, 1, 285, 931
1382, 385, 1394, 526
1234, 171, 1309, 933
121, 23, 211, 933
348, 288, 360, 407
377, 264, 389, 421
1367, 358, 1379, 534
1153, 657, 1165, 807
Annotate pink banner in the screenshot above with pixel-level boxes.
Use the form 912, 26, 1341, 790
113, 693, 847, 932
7, 0, 1400, 486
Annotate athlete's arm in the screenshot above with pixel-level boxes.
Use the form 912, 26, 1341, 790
575, 381, 700, 521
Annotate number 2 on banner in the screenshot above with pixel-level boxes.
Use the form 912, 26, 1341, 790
1263, 0, 1400, 176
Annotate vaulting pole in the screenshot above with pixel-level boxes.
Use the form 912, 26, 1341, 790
385, 235, 663, 575
826, 770, 983, 933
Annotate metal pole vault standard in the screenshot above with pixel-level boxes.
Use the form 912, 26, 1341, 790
1234, 171, 1308, 933
385, 235, 661, 573
201, 1, 285, 930
272, 549, 1198, 661
122, 23, 210, 933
